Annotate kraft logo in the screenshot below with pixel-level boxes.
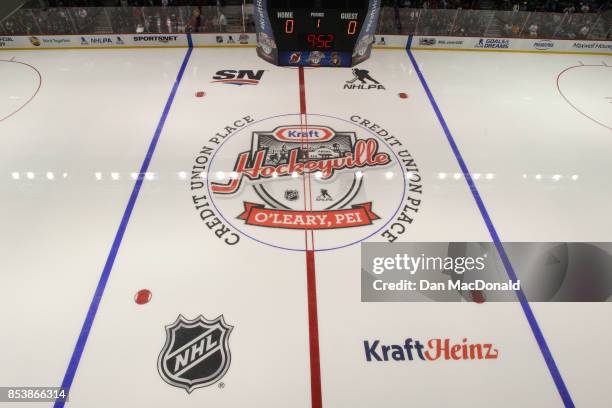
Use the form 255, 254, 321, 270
364, 338, 499, 361
211, 69, 265, 86
273, 126, 334, 142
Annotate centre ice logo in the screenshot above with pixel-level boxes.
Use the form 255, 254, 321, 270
158, 315, 233, 393
210, 124, 389, 230
190, 114, 422, 251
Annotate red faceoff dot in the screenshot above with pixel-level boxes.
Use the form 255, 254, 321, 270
398, 92, 409, 99
135, 289, 152, 305
471, 290, 486, 304
195, 91, 205, 98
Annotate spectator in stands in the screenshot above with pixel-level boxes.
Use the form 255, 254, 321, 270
218, 11, 227, 32
579, 23, 589, 37
504, 21, 513, 34
2, 0, 610, 40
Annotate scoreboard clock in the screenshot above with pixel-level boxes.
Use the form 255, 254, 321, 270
254, 0, 381, 67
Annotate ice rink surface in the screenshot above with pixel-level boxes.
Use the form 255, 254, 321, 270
1, 46, 611, 407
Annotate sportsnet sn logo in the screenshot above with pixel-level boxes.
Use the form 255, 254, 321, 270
364, 337, 499, 361
211, 69, 265, 86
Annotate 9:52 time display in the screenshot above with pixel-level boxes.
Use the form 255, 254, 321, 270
269, 9, 364, 52
303, 33, 335, 49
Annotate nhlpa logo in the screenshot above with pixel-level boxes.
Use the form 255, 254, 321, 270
211, 69, 265, 86
158, 315, 233, 392
90, 37, 112, 45
345, 68, 385, 90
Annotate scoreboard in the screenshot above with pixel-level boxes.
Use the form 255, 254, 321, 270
255, 0, 381, 67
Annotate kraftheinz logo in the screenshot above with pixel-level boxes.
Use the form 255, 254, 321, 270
158, 315, 233, 393
364, 337, 499, 362
211, 70, 265, 86
345, 68, 385, 90
475, 38, 510, 49
533, 40, 554, 50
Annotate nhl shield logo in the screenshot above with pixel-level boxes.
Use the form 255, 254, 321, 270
157, 315, 233, 392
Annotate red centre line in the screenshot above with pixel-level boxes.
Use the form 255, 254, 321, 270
298, 66, 323, 408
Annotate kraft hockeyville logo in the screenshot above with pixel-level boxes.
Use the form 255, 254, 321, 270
211, 125, 390, 197
209, 123, 391, 230
364, 338, 499, 362
212, 69, 265, 86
